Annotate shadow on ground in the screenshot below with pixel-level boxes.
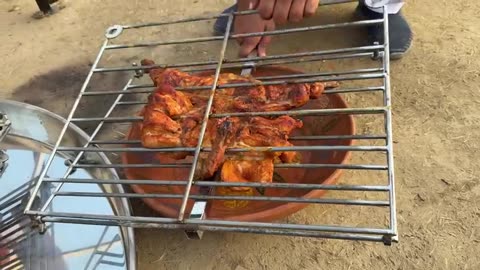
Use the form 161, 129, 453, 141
12, 62, 131, 133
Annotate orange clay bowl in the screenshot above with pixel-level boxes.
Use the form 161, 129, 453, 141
122, 66, 355, 222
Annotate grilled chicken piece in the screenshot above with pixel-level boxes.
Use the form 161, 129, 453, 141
140, 59, 337, 112
221, 158, 275, 191
138, 58, 334, 185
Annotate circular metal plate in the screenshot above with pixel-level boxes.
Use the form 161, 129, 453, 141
0, 100, 136, 270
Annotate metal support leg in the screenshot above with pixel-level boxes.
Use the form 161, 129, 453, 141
35, 0, 53, 14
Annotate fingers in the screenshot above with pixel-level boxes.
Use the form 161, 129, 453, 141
272, 0, 292, 25
304, 0, 319, 17
239, 35, 262, 57
257, 0, 317, 24
257, 21, 275, 56
288, 0, 307, 23
257, 0, 276, 20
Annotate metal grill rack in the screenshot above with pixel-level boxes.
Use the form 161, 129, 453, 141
24, 1, 398, 244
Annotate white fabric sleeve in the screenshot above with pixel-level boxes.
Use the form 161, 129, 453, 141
364, 0, 405, 14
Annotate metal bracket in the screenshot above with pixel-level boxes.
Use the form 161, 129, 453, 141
371, 41, 383, 60
105, 25, 124, 39
1, 113, 11, 177
0, 112, 12, 142
382, 234, 394, 246
184, 186, 210, 239
132, 62, 144, 78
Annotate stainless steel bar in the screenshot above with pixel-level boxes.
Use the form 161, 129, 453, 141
23, 39, 110, 213
0, 194, 26, 212
256, 68, 384, 81
58, 146, 195, 152
0, 250, 19, 266
95, 45, 383, 73
231, 19, 383, 39
0, 217, 28, 234
177, 14, 234, 221
42, 177, 390, 191
33, 211, 394, 235
133, 68, 383, 89
116, 101, 146, 106
38, 78, 135, 213
275, 164, 387, 170
176, 73, 385, 90
105, 35, 225, 50
105, 19, 383, 50
70, 163, 386, 170
2, 260, 22, 270
71, 116, 141, 123
43, 219, 388, 242
211, 107, 387, 118
1, 224, 29, 241
53, 192, 389, 206
120, 1, 355, 29
57, 145, 388, 153
71, 107, 386, 123
325, 86, 384, 94
382, 7, 398, 241
90, 134, 387, 145
184, 52, 376, 73
85, 84, 384, 98
72, 163, 191, 169
94, 45, 384, 73
122, 12, 245, 29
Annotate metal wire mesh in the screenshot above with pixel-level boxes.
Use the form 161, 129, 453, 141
24, 2, 397, 244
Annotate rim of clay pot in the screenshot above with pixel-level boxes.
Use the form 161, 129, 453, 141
122, 65, 356, 222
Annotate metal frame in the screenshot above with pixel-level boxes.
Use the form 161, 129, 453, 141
24, 2, 398, 244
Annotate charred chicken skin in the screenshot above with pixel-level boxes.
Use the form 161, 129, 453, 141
138, 59, 337, 188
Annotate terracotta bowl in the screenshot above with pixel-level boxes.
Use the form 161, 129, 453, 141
121, 66, 355, 222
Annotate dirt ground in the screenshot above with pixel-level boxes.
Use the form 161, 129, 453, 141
1, 0, 480, 269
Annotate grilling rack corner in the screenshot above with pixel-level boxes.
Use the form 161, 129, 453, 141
23, 1, 398, 245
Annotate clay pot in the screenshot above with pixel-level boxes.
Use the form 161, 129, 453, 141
122, 66, 355, 222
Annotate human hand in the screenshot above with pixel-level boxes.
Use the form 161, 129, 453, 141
235, 0, 276, 57
257, 0, 320, 24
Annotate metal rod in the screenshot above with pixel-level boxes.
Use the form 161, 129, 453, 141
120, 1, 356, 29
42, 177, 390, 191
71, 107, 386, 123
43, 218, 389, 242
53, 192, 389, 206
178, 14, 234, 221
57, 145, 387, 153
33, 211, 394, 236
38, 78, 135, 213
211, 107, 386, 118
90, 134, 386, 145
105, 19, 383, 50
382, 7, 398, 241
98, 51, 374, 75
84, 84, 384, 97
94, 45, 384, 73
72, 163, 191, 169
70, 163, 387, 170
23, 39, 110, 213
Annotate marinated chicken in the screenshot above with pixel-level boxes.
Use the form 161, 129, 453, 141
141, 59, 339, 112
138, 58, 338, 187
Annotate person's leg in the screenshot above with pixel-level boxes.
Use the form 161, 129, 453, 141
357, 0, 412, 60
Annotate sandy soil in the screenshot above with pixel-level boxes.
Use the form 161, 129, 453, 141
1, 0, 479, 269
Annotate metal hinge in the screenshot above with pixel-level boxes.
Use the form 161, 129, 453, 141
0, 113, 12, 177
0, 112, 11, 142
